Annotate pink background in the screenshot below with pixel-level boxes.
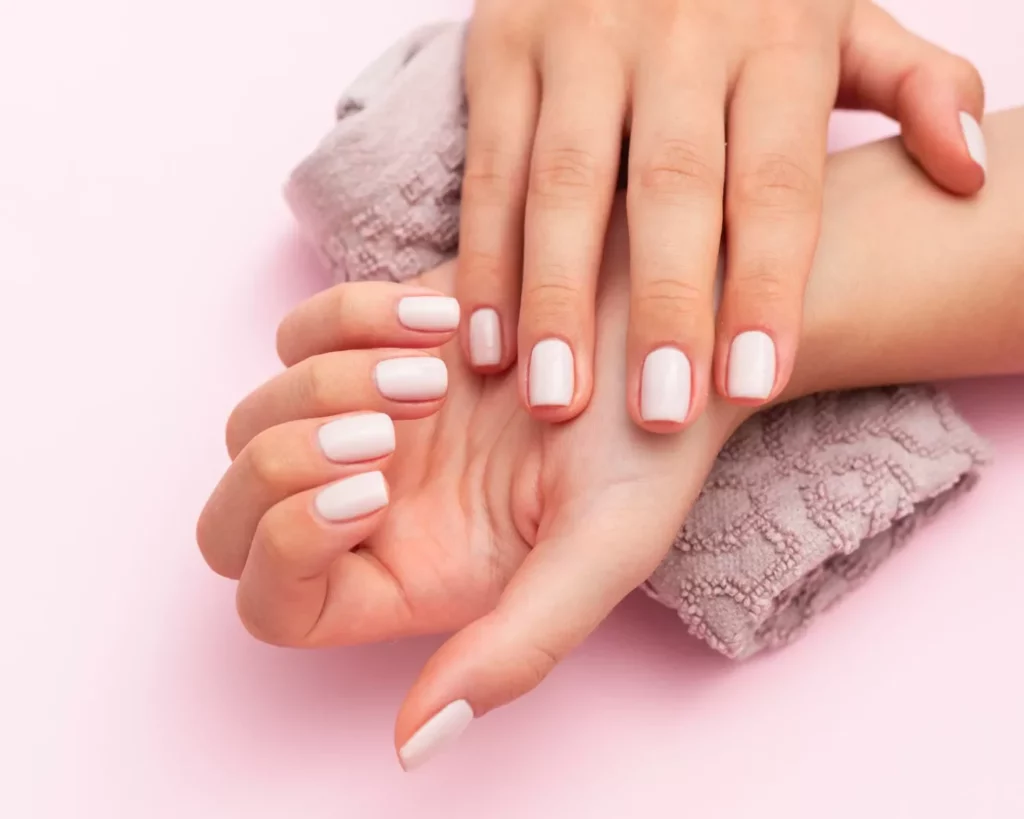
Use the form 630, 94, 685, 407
2, 1, 1023, 815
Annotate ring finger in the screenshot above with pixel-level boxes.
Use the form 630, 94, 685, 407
226, 349, 447, 458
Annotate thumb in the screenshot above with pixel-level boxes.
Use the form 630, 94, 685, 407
393, 486, 681, 771
838, 2, 986, 194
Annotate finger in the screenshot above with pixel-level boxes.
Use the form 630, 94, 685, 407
198, 412, 396, 579
226, 350, 445, 458
277, 281, 460, 366
716, 42, 838, 406
519, 34, 627, 421
235, 470, 406, 647
626, 39, 726, 432
393, 485, 681, 771
838, 1, 986, 193
458, 37, 538, 373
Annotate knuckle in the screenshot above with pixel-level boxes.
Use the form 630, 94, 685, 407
730, 262, 791, 306
522, 269, 586, 324
731, 153, 820, 216
633, 139, 722, 202
530, 145, 606, 203
948, 55, 985, 107
459, 247, 510, 291
301, 356, 336, 414
464, 142, 520, 205
236, 585, 289, 647
244, 430, 291, 491
255, 507, 298, 574
635, 277, 710, 340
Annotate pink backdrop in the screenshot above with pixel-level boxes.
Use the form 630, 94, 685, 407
2, 1, 1023, 815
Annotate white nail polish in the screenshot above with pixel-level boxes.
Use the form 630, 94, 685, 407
374, 357, 448, 401
397, 296, 461, 332
641, 347, 692, 423
960, 112, 987, 174
529, 338, 574, 407
399, 700, 474, 771
469, 308, 502, 367
314, 471, 388, 522
727, 331, 776, 400
318, 413, 395, 463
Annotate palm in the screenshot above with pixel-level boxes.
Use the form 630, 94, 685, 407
335, 262, 735, 644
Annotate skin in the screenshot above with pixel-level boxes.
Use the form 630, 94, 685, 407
198, 108, 1024, 767
456, 0, 986, 431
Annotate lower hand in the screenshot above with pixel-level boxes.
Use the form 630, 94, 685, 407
198, 220, 745, 769
457, 0, 985, 429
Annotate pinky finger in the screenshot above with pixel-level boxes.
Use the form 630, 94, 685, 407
236, 471, 390, 647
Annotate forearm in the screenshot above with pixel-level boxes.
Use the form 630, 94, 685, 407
784, 106, 1024, 401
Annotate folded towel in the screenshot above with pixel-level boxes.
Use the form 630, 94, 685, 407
284, 22, 989, 659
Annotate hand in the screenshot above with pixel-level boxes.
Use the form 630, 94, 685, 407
197, 226, 745, 769
456, 0, 985, 430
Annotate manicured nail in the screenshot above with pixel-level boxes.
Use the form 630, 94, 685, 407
641, 347, 692, 423
528, 338, 574, 407
727, 330, 776, 400
959, 112, 987, 174
397, 296, 460, 332
469, 308, 502, 367
374, 357, 448, 401
318, 413, 395, 463
314, 471, 388, 522
399, 700, 474, 771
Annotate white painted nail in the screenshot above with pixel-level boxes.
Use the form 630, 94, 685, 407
528, 338, 574, 407
374, 357, 448, 401
469, 308, 502, 367
727, 331, 776, 400
960, 112, 987, 174
641, 347, 692, 423
399, 700, 474, 771
317, 413, 395, 463
397, 296, 461, 332
314, 471, 388, 522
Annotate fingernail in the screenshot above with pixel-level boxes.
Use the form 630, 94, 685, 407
397, 296, 461, 332
727, 330, 776, 400
399, 700, 474, 771
641, 347, 692, 423
318, 413, 395, 463
314, 471, 388, 522
374, 357, 448, 401
528, 338, 574, 407
469, 308, 502, 367
959, 112, 987, 174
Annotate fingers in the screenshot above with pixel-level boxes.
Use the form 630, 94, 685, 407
838, 1, 986, 194
716, 41, 838, 407
197, 412, 396, 579
518, 34, 627, 422
236, 471, 400, 647
625, 40, 726, 431
226, 350, 446, 458
277, 281, 460, 366
457, 33, 538, 373
393, 486, 679, 771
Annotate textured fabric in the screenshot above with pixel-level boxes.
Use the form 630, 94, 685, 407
284, 22, 989, 659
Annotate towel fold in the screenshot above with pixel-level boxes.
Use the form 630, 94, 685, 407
284, 22, 989, 658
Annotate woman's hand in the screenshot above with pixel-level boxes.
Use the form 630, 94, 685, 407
457, 0, 985, 430
197, 225, 744, 770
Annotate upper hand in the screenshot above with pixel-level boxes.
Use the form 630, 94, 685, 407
457, 0, 985, 429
